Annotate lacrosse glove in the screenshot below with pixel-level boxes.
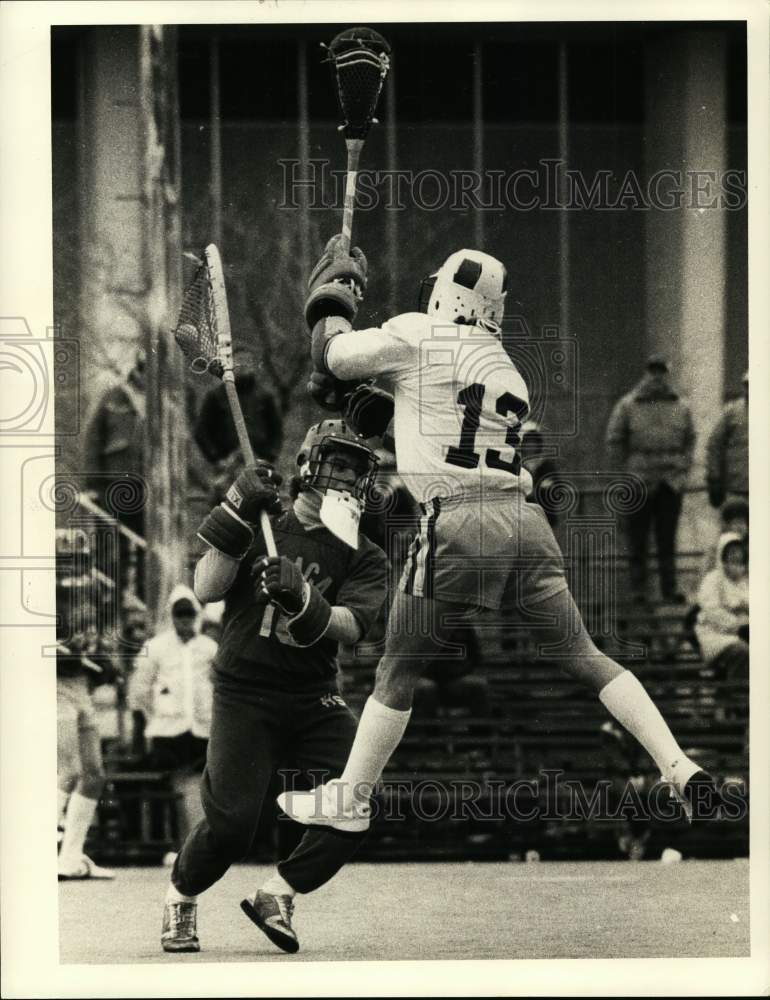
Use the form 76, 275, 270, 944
254, 555, 332, 646
308, 370, 359, 412
305, 235, 368, 330
344, 382, 394, 438
197, 463, 282, 559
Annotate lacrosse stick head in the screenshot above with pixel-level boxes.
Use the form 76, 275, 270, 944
325, 27, 391, 140
173, 245, 233, 380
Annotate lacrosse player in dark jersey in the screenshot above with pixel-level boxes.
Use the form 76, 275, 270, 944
160, 419, 387, 955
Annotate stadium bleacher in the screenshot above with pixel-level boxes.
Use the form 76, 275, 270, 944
85, 576, 748, 865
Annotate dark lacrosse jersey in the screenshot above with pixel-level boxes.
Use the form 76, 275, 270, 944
215, 509, 388, 687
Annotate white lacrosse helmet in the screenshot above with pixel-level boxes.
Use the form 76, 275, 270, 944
425, 249, 507, 329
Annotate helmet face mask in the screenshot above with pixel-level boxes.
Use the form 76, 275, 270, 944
421, 249, 507, 332
296, 419, 379, 548
305, 438, 378, 505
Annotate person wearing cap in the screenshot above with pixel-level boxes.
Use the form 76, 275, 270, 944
128, 584, 217, 852
606, 354, 696, 603
705, 371, 749, 510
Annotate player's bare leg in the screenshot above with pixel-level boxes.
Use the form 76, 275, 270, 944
521, 586, 708, 803
280, 586, 720, 828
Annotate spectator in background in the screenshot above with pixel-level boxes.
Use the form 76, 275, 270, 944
606, 354, 695, 604
694, 533, 749, 684
193, 348, 283, 466
128, 585, 217, 854
57, 632, 115, 880
720, 498, 749, 542
83, 348, 147, 538
706, 371, 749, 509
519, 421, 562, 528
702, 499, 749, 573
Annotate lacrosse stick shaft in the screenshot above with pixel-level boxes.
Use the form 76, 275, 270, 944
340, 138, 364, 252
223, 375, 278, 558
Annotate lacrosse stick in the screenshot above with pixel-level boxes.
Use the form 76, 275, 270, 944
174, 244, 277, 557
324, 27, 391, 251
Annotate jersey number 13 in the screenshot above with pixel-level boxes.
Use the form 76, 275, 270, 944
445, 382, 528, 476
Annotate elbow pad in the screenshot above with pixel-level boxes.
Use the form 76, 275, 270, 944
310, 316, 352, 375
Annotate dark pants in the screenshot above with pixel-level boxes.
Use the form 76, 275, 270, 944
149, 731, 208, 774
625, 482, 682, 599
173, 675, 366, 897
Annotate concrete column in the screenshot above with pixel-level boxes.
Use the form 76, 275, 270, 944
79, 28, 146, 386
645, 29, 727, 469
645, 29, 728, 564
78, 26, 186, 624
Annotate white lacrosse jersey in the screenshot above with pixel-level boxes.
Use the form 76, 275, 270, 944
326, 312, 533, 504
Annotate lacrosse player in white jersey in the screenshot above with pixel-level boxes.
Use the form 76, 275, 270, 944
279, 237, 724, 834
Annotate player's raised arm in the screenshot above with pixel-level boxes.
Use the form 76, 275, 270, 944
305, 235, 411, 407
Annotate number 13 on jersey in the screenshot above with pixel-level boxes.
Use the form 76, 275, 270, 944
445, 382, 528, 476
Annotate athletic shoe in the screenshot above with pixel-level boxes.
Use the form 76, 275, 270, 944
161, 901, 200, 953
240, 889, 299, 954
682, 769, 723, 822
277, 779, 371, 833
58, 855, 115, 880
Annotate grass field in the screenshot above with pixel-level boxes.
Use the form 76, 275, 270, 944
59, 860, 749, 963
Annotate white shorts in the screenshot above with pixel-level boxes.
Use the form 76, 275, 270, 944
400, 492, 568, 610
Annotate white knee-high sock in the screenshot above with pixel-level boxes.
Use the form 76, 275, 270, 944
59, 791, 98, 868
340, 696, 411, 801
599, 671, 699, 792
57, 788, 69, 827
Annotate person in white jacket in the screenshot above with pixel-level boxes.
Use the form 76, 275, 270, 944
129, 585, 217, 849
695, 532, 749, 681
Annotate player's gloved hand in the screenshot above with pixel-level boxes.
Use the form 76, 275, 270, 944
308, 370, 359, 412
197, 463, 282, 559
344, 382, 394, 438
253, 555, 333, 647
707, 478, 725, 509
223, 463, 283, 523
305, 235, 368, 330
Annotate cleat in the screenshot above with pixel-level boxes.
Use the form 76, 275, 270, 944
58, 855, 115, 881
240, 889, 299, 954
161, 901, 200, 953
277, 779, 371, 833
681, 769, 724, 822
